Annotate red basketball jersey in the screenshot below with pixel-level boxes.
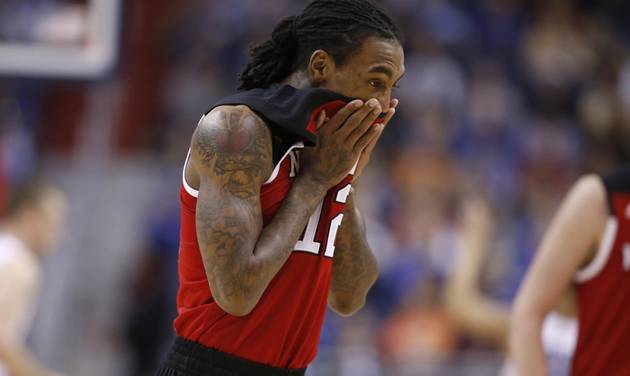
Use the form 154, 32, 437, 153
572, 167, 630, 375
173, 86, 369, 369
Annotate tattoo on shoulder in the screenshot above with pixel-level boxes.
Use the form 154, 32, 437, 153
193, 107, 272, 199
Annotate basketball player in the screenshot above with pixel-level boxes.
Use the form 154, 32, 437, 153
0, 180, 66, 376
155, 1, 404, 375
511, 168, 630, 375
446, 197, 577, 376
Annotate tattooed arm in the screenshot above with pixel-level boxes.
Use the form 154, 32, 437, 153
192, 101, 378, 316
328, 191, 378, 316
191, 105, 327, 316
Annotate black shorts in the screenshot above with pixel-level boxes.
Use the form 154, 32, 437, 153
155, 337, 307, 376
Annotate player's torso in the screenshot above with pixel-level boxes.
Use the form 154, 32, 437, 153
174, 85, 356, 369
571, 167, 630, 376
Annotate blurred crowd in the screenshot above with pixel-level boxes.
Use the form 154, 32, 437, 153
1, 0, 630, 375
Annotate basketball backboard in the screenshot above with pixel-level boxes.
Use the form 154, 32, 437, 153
0, 0, 121, 78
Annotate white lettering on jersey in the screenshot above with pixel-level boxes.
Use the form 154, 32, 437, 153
294, 182, 352, 258
336, 185, 352, 203
289, 150, 300, 178
624, 244, 630, 271
626, 202, 630, 219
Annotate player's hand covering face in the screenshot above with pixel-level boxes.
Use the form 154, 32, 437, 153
300, 99, 380, 190
352, 97, 398, 178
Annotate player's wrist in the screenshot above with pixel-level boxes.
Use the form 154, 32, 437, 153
294, 173, 329, 197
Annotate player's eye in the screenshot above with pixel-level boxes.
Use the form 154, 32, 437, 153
369, 79, 384, 89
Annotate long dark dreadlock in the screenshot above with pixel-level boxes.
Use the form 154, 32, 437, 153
238, 0, 403, 90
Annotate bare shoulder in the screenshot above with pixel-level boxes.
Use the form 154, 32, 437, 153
192, 105, 272, 164
559, 174, 607, 231
190, 105, 273, 199
557, 174, 608, 256
568, 174, 607, 213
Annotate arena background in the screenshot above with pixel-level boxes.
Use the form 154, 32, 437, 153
1, 0, 629, 375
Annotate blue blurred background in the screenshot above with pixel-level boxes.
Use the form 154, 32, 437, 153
0, 0, 629, 375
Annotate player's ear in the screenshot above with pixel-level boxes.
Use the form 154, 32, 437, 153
308, 50, 335, 86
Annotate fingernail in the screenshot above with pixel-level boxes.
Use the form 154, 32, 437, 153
353, 100, 363, 108
368, 99, 379, 108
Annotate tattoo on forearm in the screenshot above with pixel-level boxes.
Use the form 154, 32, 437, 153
331, 202, 378, 296
197, 205, 252, 301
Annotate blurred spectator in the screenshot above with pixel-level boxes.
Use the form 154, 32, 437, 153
0, 179, 66, 376
523, 2, 597, 91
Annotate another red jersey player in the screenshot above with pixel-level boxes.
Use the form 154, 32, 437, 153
511, 166, 630, 375
155, 0, 404, 375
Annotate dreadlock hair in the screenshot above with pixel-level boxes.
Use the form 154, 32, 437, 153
238, 0, 403, 90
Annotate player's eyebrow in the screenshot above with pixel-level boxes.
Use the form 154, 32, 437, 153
368, 65, 395, 78
368, 64, 406, 84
